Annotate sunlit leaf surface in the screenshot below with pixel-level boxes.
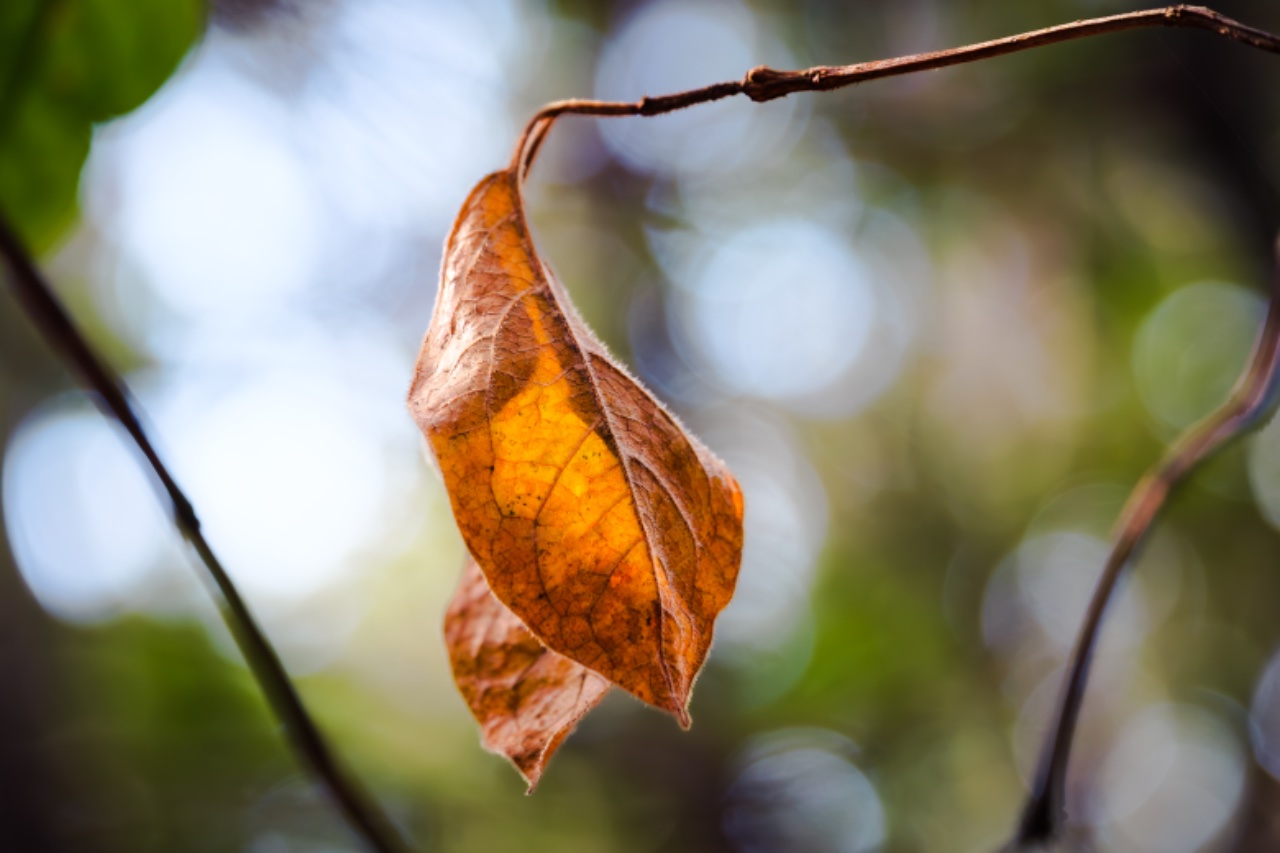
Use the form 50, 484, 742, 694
410, 168, 744, 729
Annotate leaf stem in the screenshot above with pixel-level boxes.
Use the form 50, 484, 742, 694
1014, 242, 1280, 844
512, 5, 1280, 177
0, 212, 414, 853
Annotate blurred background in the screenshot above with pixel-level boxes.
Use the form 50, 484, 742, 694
4, 0, 1280, 850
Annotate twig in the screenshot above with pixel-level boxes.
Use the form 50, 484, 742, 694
511, 5, 1280, 177
0, 213, 414, 853
1014, 244, 1280, 844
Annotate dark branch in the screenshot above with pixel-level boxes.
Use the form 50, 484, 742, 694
0, 212, 414, 853
1014, 240, 1280, 845
512, 5, 1280, 176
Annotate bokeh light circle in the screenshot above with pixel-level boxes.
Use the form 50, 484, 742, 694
1132, 282, 1264, 430
674, 218, 877, 404
724, 729, 885, 853
1095, 703, 1245, 853
3, 402, 173, 622
1249, 646, 1280, 781
594, 0, 800, 180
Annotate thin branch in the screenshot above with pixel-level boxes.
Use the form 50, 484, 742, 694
0, 213, 414, 853
1014, 242, 1280, 845
511, 5, 1280, 177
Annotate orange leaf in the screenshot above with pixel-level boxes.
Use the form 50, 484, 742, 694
410, 169, 744, 723
445, 558, 609, 790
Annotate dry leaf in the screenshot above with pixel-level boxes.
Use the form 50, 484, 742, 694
445, 558, 609, 790
409, 169, 744, 723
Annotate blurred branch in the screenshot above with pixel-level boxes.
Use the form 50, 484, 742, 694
513, 5, 1280, 177
1014, 242, 1280, 846
0, 213, 413, 853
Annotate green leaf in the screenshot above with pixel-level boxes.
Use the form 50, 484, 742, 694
0, 0, 205, 249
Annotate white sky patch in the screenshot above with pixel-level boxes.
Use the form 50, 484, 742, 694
669, 218, 876, 405
3, 403, 174, 623
594, 0, 803, 181
171, 376, 385, 598
1095, 704, 1246, 853
3, 326, 431, 675
149, 327, 428, 604
699, 411, 827, 664
301, 0, 521, 238
102, 57, 326, 324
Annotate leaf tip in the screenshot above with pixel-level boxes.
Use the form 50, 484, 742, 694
518, 761, 545, 795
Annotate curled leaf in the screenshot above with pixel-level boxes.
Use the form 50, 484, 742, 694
410, 169, 744, 723
445, 558, 609, 790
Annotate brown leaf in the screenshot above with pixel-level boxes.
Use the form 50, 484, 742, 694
409, 169, 744, 723
445, 558, 609, 790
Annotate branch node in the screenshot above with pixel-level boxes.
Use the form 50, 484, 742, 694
742, 65, 783, 101
173, 494, 200, 534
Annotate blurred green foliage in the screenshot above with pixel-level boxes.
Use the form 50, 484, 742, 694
0, 0, 203, 248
